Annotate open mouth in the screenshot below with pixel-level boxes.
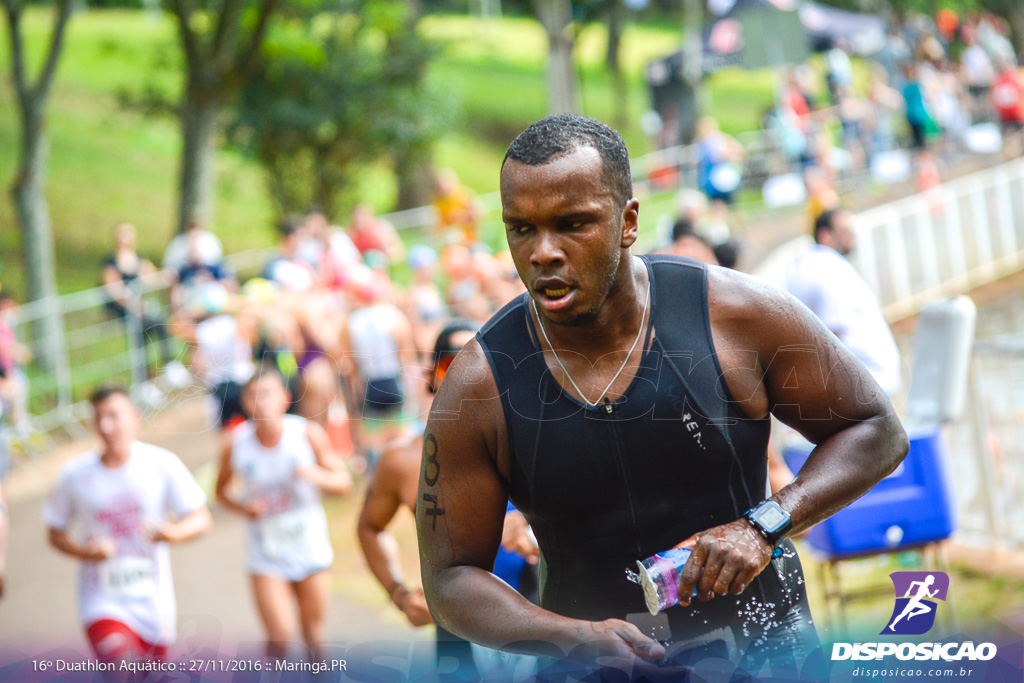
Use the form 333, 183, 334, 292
536, 282, 575, 311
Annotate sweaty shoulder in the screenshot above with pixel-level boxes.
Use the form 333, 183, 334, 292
707, 264, 793, 322
705, 265, 823, 419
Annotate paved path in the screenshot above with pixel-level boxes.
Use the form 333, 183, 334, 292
0, 399, 426, 659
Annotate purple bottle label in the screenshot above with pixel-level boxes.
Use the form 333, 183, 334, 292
637, 547, 697, 615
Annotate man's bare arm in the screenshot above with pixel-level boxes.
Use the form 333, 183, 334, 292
357, 443, 432, 626
416, 339, 665, 660
47, 528, 114, 562
148, 506, 212, 543
677, 268, 908, 603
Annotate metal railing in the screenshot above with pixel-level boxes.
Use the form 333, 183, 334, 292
947, 334, 1024, 550
851, 156, 1024, 323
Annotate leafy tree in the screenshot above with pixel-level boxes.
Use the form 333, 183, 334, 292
980, 0, 1024, 55
168, 0, 280, 233
231, 0, 446, 217
2, 0, 72, 360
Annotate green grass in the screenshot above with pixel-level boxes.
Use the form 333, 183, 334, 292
0, 9, 777, 300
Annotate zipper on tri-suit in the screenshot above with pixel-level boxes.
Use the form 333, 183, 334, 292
605, 397, 643, 556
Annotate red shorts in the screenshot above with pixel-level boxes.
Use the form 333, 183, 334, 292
86, 619, 168, 662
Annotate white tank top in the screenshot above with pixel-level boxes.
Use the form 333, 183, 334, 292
230, 415, 333, 579
347, 305, 401, 380
195, 314, 253, 385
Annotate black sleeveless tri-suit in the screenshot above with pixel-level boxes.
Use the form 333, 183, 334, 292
476, 254, 819, 667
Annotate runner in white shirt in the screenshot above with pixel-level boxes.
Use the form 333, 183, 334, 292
215, 363, 352, 660
43, 386, 211, 662
782, 208, 902, 396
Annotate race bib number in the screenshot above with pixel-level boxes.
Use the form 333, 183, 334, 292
260, 509, 312, 560
99, 557, 156, 599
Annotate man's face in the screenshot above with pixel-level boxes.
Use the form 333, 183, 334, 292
832, 211, 856, 256
93, 394, 138, 450
242, 373, 291, 422
305, 213, 328, 237
500, 146, 638, 326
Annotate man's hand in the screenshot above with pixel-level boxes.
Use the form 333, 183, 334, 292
82, 539, 116, 562
146, 523, 177, 543
395, 587, 434, 627
501, 510, 540, 564
570, 619, 666, 662
675, 519, 774, 605
560, 619, 693, 678
242, 499, 269, 521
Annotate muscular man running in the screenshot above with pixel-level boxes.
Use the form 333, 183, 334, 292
416, 115, 908, 675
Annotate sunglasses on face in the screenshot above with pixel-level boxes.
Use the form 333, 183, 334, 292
429, 354, 457, 393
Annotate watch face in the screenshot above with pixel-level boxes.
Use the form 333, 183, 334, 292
756, 505, 788, 532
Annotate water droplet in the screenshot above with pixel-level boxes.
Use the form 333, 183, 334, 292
625, 568, 642, 585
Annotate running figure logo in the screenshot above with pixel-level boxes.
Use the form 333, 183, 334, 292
882, 571, 949, 635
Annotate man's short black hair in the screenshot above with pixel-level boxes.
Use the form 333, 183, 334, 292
244, 359, 287, 391
278, 214, 304, 237
503, 115, 633, 207
814, 209, 839, 243
433, 318, 480, 364
89, 384, 131, 407
671, 218, 695, 243
713, 240, 740, 270
429, 318, 480, 393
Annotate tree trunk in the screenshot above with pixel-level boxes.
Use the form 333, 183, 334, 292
395, 148, 434, 210
176, 85, 221, 234
4, 0, 73, 371
1008, 5, 1024, 58
12, 110, 65, 369
679, 0, 704, 144
535, 0, 580, 115
606, 0, 627, 128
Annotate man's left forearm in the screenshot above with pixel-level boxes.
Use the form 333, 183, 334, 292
773, 412, 909, 536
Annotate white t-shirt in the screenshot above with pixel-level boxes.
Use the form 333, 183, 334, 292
162, 231, 224, 272
231, 415, 334, 581
961, 45, 994, 88
42, 443, 207, 645
195, 314, 254, 386
296, 231, 361, 271
347, 305, 402, 381
782, 245, 902, 396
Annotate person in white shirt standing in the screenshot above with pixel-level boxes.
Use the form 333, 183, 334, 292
782, 208, 901, 396
43, 386, 212, 662
215, 362, 352, 660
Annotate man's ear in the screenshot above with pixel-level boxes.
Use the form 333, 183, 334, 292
620, 198, 640, 248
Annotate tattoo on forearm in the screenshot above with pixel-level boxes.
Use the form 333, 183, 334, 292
423, 433, 440, 487
422, 493, 446, 530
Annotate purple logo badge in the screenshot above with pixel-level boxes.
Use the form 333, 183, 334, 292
882, 571, 949, 635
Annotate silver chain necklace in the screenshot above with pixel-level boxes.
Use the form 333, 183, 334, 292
532, 281, 650, 408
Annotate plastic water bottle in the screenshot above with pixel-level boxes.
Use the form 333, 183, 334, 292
636, 547, 698, 615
